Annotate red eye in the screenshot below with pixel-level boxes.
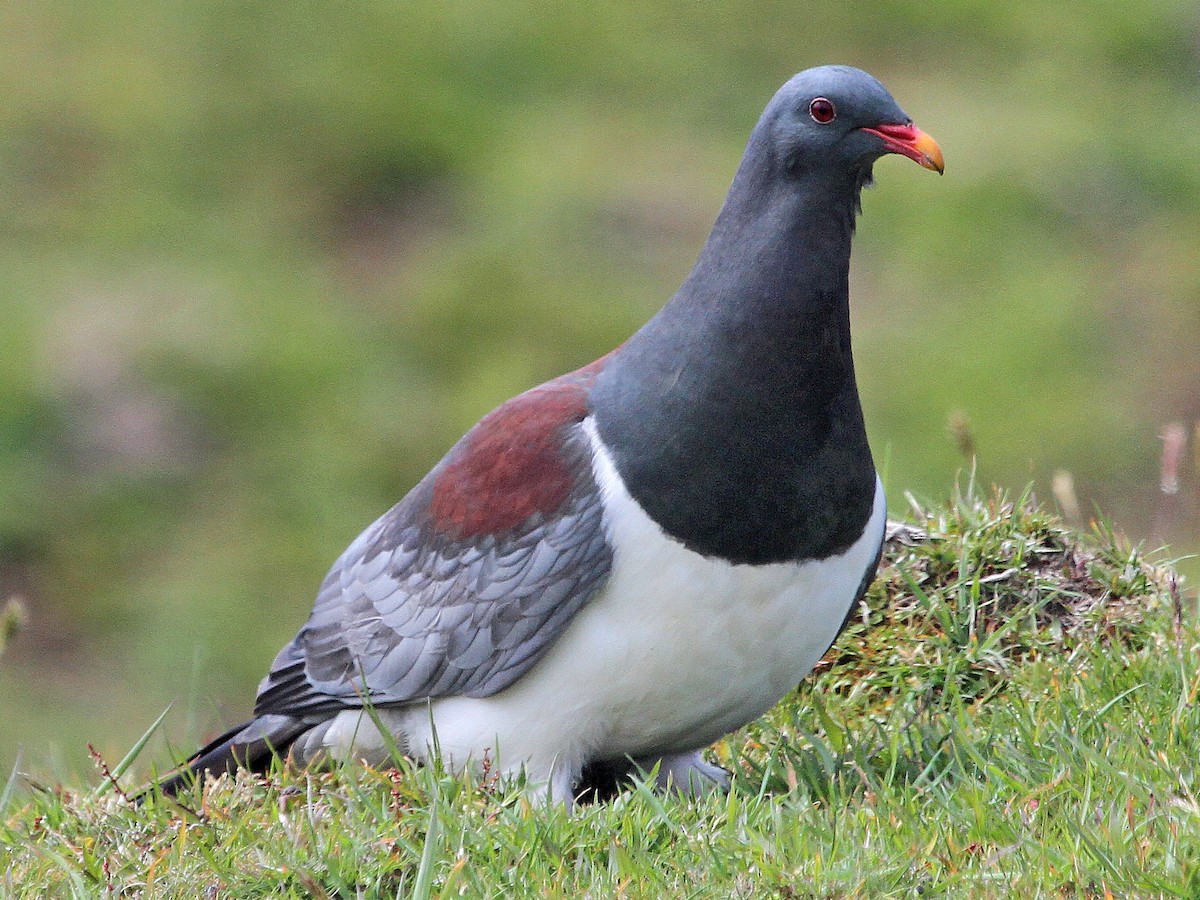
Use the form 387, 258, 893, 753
809, 97, 836, 124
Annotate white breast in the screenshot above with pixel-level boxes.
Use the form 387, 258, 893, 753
339, 416, 886, 791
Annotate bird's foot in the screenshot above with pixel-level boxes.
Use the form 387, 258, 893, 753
574, 750, 731, 802
637, 750, 731, 798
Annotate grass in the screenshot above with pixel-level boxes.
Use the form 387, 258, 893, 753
2, 487, 1197, 898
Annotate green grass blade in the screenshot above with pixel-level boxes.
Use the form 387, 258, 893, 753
411, 791, 441, 900
0, 750, 22, 816
94, 703, 172, 797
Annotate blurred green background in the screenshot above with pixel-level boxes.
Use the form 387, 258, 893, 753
2, 0, 1198, 782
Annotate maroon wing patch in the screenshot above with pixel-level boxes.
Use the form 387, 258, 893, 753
429, 355, 611, 539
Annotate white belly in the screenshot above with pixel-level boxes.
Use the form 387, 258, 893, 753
329, 417, 886, 792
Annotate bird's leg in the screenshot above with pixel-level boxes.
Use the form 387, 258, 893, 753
638, 750, 732, 797
574, 751, 731, 801
648, 753, 729, 796
546, 761, 582, 807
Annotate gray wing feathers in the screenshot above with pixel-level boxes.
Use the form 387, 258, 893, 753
255, 427, 611, 717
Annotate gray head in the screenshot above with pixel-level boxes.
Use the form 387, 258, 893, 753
756, 65, 944, 179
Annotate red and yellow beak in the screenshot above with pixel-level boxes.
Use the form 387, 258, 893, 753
861, 122, 944, 173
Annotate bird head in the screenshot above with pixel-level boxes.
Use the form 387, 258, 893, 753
764, 65, 944, 178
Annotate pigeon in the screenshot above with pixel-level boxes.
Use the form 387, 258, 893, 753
154, 65, 942, 802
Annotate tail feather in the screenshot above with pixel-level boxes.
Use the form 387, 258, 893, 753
149, 714, 309, 797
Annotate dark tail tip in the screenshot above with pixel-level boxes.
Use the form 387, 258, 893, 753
138, 716, 306, 801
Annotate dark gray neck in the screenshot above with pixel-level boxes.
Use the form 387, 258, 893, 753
591, 147, 878, 565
